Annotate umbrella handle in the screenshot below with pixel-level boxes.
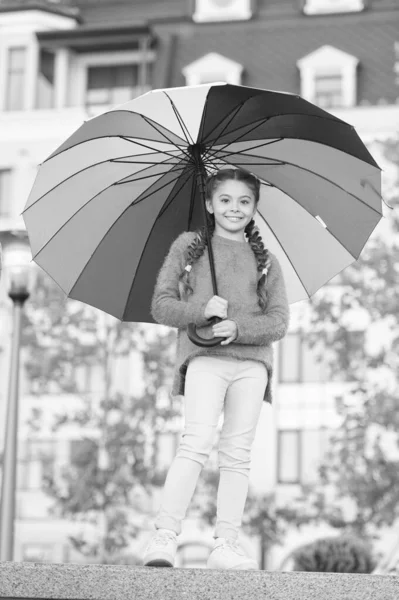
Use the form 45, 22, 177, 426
187, 318, 224, 347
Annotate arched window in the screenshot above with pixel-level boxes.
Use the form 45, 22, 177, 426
297, 45, 359, 108
193, 0, 252, 23
182, 53, 243, 86
303, 0, 365, 15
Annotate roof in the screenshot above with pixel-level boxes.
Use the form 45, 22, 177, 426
5, 0, 398, 105
0, 0, 81, 21
155, 7, 399, 104
36, 22, 153, 51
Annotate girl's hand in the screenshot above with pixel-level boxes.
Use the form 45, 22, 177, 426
204, 295, 228, 320
212, 320, 238, 345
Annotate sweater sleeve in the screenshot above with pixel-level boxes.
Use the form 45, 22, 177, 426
151, 232, 211, 329
234, 254, 290, 346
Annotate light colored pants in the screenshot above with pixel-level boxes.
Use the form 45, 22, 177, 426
155, 356, 268, 541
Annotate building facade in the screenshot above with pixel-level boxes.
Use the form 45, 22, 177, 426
0, 0, 398, 568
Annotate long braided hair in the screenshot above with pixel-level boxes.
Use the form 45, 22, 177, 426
179, 168, 271, 312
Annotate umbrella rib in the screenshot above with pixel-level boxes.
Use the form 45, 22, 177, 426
202, 103, 247, 158
204, 118, 275, 161
118, 136, 188, 161
140, 114, 191, 161
41, 124, 187, 165
22, 151, 186, 215
127, 168, 192, 209
208, 138, 284, 159
121, 164, 195, 321
198, 88, 265, 145
164, 92, 195, 146
157, 166, 196, 219
115, 162, 189, 186
203, 111, 350, 148
30, 167, 186, 262
205, 119, 280, 153
46, 167, 191, 307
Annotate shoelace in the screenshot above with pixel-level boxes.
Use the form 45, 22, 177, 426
151, 531, 177, 547
216, 539, 245, 556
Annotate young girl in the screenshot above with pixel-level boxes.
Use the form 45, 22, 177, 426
143, 168, 289, 570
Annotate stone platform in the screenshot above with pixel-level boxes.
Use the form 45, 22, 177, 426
0, 561, 398, 600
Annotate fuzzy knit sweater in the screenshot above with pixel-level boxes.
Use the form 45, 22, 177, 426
151, 231, 290, 404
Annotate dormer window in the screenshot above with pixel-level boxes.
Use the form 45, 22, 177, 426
303, 0, 365, 15
193, 0, 252, 23
183, 53, 243, 86
297, 45, 359, 108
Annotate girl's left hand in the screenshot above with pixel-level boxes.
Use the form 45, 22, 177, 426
212, 319, 238, 345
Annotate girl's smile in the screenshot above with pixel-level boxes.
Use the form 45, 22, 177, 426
206, 179, 257, 241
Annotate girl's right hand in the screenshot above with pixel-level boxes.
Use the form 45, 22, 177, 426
204, 295, 228, 320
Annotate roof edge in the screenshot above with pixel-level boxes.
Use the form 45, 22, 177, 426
0, 2, 82, 23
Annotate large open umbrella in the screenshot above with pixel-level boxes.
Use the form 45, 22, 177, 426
22, 82, 382, 347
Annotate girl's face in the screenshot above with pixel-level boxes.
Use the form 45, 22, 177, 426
206, 179, 257, 241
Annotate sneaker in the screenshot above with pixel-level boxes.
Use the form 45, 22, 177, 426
206, 537, 258, 570
142, 528, 178, 567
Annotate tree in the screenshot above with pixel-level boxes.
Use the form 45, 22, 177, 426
42, 387, 179, 563
301, 136, 399, 537
20, 270, 180, 562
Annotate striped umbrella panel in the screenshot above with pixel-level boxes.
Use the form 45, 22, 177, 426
22, 82, 382, 322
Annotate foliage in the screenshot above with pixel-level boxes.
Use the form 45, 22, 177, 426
291, 534, 377, 573
19, 269, 179, 562
302, 136, 399, 535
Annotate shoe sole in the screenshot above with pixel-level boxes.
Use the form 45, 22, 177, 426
144, 559, 174, 567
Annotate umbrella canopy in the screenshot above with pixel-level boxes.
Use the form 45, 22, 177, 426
22, 82, 382, 323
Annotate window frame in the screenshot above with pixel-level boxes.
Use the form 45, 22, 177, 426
36, 47, 56, 110
86, 63, 142, 108
5, 45, 28, 111
71, 50, 155, 112
278, 331, 302, 384
277, 427, 331, 485
17, 438, 57, 491
314, 71, 344, 109
278, 330, 327, 384
277, 429, 301, 484
0, 169, 13, 220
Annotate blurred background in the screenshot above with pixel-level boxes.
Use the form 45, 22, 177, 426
0, 0, 398, 573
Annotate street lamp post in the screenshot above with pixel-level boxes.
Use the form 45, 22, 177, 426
0, 235, 34, 562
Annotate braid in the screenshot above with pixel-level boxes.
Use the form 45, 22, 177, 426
245, 218, 271, 313
178, 214, 215, 298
